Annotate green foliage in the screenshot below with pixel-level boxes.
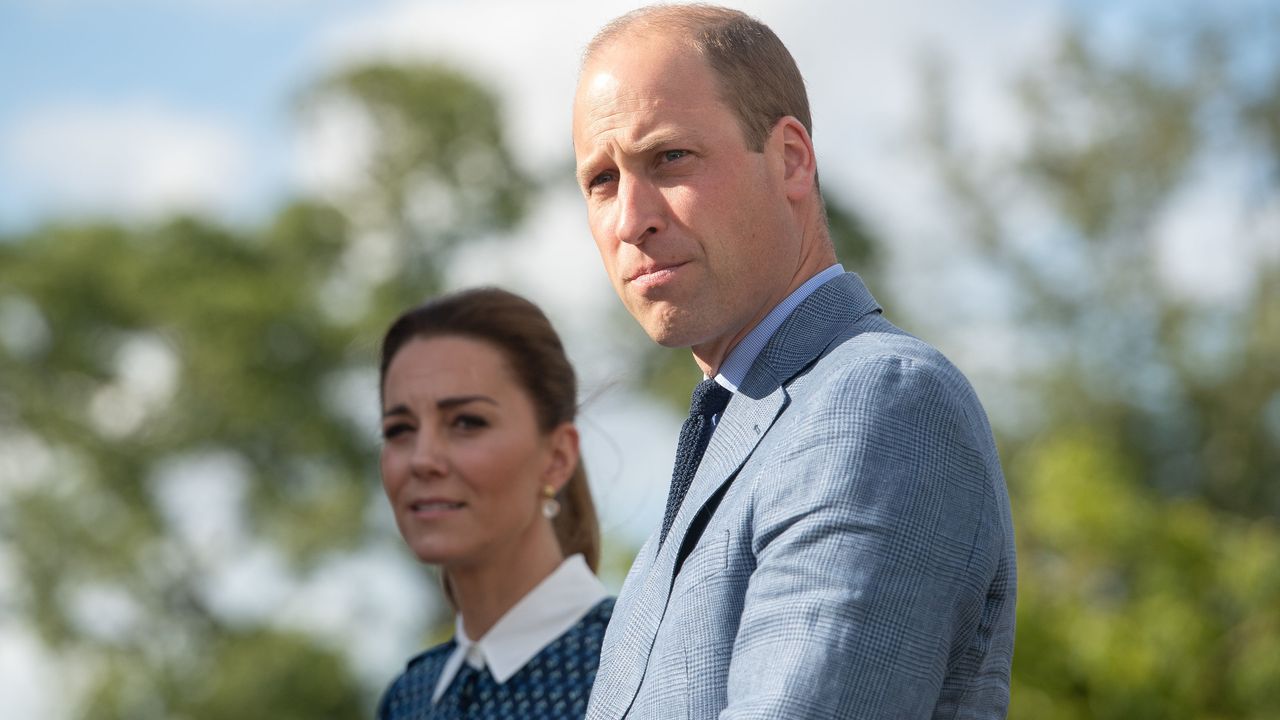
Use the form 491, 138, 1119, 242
825, 194, 879, 273
0, 62, 532, 718
303, 62, 532, 302
919, 6, 1280, 717
0, 210, 382, 716
922, 10, 1280, 516
77, 629, 364, 720
1011, 429, 1280, 720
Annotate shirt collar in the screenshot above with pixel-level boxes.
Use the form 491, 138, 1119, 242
432, 554, 608, 703
715, 264, 844, 392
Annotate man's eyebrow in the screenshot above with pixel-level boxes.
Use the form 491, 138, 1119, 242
630, 130, 687, 155
576, 159, 604, 187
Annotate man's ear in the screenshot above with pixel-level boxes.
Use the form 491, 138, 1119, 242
769, 116, 817, 201
544, 422, 581, 492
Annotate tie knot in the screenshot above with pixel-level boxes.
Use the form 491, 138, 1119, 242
689, 379, 733, 417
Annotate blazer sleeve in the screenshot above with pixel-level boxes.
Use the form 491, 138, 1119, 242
721, 353, 1009, 719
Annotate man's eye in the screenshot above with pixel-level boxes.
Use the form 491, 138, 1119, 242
588, 171, 616, 189
662, 150, 688, 162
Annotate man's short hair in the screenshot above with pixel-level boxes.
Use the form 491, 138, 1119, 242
584, 4, 812, 153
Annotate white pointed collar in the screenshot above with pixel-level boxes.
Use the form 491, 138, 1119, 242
431, 554, 608, 703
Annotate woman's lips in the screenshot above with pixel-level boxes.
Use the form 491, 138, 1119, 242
408, 499, 465, 518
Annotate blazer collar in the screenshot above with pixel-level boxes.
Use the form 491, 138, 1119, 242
738, 272, 882, 399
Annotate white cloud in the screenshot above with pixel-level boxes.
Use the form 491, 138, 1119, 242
0, 430, 55, 494
63, 582, 145, 645
88, 332, 182, 439
292, 94, 377, 201
1155, 155, 1275, 306
0, 624, 69, 720
577, 387, 684, 555
150, 450, 251, 561
3, 100, 250, 220
201, 544, 295, 622
276, 545, 435, 685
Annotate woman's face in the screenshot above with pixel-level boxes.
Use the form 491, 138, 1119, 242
379, 335, 575, 569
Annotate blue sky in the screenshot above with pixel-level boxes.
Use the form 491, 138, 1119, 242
2, 0, 1269, 233
0, 0, 1063, 230
0, 0, 368, 227
0, 2, 326, 109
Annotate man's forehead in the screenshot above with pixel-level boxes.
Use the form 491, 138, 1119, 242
577, 45, 714, 114
573, 88, 715, 152
581, 31, 706, 86
576, 66, 623, 109
584, 25, 687, 67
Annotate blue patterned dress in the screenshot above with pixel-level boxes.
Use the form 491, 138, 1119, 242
378, 598, 614, 719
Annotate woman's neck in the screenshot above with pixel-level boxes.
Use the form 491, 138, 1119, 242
448, 528, 565, 641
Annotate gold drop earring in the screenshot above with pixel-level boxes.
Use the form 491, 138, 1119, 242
541, 485, 561, 519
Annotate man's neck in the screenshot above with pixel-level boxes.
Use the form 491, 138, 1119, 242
696, 258, 844, 381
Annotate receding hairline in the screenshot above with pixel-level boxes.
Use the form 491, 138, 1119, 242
577, 5, 761, 152
579, 4, 814, 152
581, 4, 753, 70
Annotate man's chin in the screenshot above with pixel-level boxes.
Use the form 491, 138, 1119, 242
651, 334, 690, 349
625, 299, 705, 348
640, 318, 701, 349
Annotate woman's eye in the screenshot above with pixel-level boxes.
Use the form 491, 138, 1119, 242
453, 414, 489, 430
382, 423, 412, 440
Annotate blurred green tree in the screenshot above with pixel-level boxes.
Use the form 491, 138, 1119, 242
0, 63, 530, 719
1012, 428, 1280, 719
918, 7, 1279, 717
921, 9, 1280, 516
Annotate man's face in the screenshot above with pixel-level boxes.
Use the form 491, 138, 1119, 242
573, 34, 797, 354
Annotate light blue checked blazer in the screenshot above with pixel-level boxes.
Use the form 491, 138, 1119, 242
586, 273, 1016, 719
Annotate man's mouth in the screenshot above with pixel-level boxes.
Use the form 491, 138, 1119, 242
626, 261, 687, 286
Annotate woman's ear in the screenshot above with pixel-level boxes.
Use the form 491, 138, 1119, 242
544, 422, 581, 492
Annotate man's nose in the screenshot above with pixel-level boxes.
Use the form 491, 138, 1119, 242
614, 175, 666, 245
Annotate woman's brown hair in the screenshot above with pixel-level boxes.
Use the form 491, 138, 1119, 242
379, 287, 600, 572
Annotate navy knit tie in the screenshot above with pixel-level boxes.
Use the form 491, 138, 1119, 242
660, 379, 733, 545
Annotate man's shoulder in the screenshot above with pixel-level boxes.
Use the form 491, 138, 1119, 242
810, 315, 975, 401
767, 318, 1000, 465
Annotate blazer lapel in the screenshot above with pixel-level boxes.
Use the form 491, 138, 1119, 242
662, 383, 786, 559
591, 273, 881, 718
664, 273, 881, 563
589, 396, 785, 719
